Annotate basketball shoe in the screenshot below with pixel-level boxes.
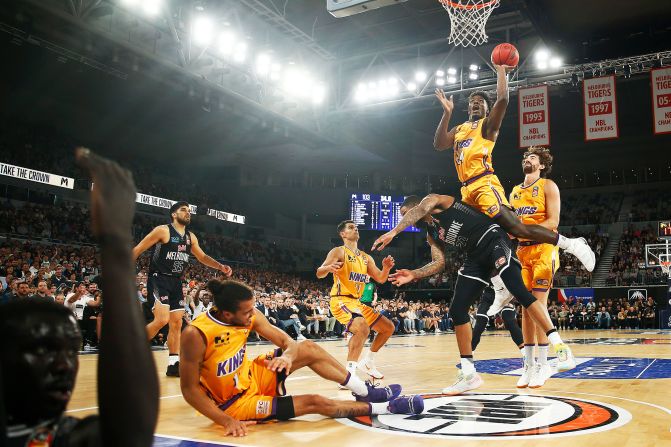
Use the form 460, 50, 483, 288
442, 371, 483, 396
554, 343, 576, 371
359, 359, 384, 379
388, 395, 425, 415
528, 363, 552, 388
563, 237, 596, 272
355, 382, 402, 403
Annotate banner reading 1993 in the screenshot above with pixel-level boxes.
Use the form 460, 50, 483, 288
651, 67, 671, 135
518, 85, 550, 148
583, 75, 619, 141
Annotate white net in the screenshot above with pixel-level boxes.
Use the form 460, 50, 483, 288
440, 0, 501, 47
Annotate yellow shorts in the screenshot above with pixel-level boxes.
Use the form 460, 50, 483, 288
517, 242, 559, 292
330, 296, 382, 331
460, 174, 511, 219
219, 349, 288, 421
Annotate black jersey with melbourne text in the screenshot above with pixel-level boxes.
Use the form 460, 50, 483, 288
423, 200, 498, 253
149, 224, 192, 277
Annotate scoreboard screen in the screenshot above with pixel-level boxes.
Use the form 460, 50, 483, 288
349, 193, 420, 232
659, 220, 671, 238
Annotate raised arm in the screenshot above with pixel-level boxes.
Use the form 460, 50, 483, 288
434, 89, 458, 151
482, 65, 512, 141
190, 232, 232, 277
75, 147, 158, 447
366, 254, 395, 283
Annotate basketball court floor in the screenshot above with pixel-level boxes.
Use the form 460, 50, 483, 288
67, 330, 671, 446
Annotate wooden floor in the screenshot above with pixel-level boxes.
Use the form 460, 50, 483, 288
67, 330, 671, 446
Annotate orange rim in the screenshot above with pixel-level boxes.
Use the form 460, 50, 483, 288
440, 0, 499, 10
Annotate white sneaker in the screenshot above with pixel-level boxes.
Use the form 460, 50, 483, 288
529, 363, 552, 388
296, 334, 307, 341
554, 343, 576, 371
358, 359, 384, 379
435, 328, 442, 333
517, 363, 532, 388
486, 286, 514, 317
565, 237, 596, 272
442, 371, 483, 396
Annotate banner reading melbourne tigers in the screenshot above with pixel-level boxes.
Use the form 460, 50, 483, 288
651, 67, 671, 134
583, 75, 619, 140
518, 85, 550, 148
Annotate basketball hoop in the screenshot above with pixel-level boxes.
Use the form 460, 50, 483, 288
439, 0, 501, 47
661, 261, 671, 276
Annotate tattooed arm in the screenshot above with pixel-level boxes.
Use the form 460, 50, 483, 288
412, 235, 447, 279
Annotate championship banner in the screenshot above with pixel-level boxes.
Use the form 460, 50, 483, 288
518, 85, 550, 148
651, 67, 671, 134
207, 208, 245, 225
135, 192, 197, 214
583, 75, 619, 140
0, 162, 74, 189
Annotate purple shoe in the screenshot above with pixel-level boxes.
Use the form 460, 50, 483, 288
389, 395, 424, 415
355, 382, 402, 403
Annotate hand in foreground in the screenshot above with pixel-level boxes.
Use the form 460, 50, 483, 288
435, 89, 454, 114
382, 255, 395, 269
75, 147, 136, 240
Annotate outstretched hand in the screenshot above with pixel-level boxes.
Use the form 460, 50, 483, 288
371, 231, 396, 252
388, 269, 416, 286
75, 147, 136, 240
435, 89, 454, 114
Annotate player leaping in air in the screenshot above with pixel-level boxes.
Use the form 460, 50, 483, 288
433, 64, 595, 301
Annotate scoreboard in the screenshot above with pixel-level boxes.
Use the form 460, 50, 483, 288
659, 220, 671, 238
350, 193, 420, 232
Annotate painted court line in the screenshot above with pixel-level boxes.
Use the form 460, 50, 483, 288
635, 359, 657, 379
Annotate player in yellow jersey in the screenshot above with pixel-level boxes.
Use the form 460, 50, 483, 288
317, 220, 396, 380
433, 65, 595, 279
180, 280, 423, 437
503, 146, 560, 388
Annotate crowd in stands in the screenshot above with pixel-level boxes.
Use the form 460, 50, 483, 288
560, 192, 622, 226
607, 225, 667, 286
535, 294, 658, 330
629, 189, 671, 222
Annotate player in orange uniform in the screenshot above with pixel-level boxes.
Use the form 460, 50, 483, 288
432, 64, 595, 281
180, 280, 423, 437
317, 220, 396, 380
506, 146, 560, 388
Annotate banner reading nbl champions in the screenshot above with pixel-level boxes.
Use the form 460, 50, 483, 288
518, 85, 550, 148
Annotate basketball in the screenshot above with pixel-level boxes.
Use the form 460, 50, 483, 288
491, 43, 519, 67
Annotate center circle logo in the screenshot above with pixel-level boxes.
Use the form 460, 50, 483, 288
340, 393, 631, 439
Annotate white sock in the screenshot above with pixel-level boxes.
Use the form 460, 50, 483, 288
347, 361, 358, 373
524, 345, 535, 366
547, 331, 563, 346
365, 350, 376, 363
370, 402, 390, 415
557, 234, 569, 250
342, 372, 368, 396
460, 357, 476, 375
490, 274, 505, 291
538, 344, 549, 365
519, 347, 525, 359
168, 354, 179, 366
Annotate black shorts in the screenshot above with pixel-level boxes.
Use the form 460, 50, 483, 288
459, 226, 520, 285
147, 273, 184, 311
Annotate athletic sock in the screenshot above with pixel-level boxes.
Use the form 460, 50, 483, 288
168, 354, 179, 366
370, 402, 390, 415
347, 361, 358, 373
538, 344, 549, 365
364, 349, 376, 363
546, 329, 563, 346
524, 345, 535, 366
460, 355, 476, 375
341, 372, 368, 396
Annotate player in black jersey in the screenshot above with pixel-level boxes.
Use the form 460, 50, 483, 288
371, 194, 575, 395
133, 202, 233, 377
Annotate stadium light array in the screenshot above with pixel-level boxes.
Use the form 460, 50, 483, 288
447, 67, 457, 75
120, 0, 162, 16
535, 49, 563, 71
414, 71, 427, 82
192, 16, 215, 46
469, 64, 479, 71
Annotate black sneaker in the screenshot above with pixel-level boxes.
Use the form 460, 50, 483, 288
166, 361, 180, 377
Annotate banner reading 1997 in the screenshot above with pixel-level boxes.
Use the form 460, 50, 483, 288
651, 67, 671, 135
583, 75, 619, 141
518, 85, 550, 148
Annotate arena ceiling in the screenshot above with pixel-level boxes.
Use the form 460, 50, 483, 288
1, 0, 670, 180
